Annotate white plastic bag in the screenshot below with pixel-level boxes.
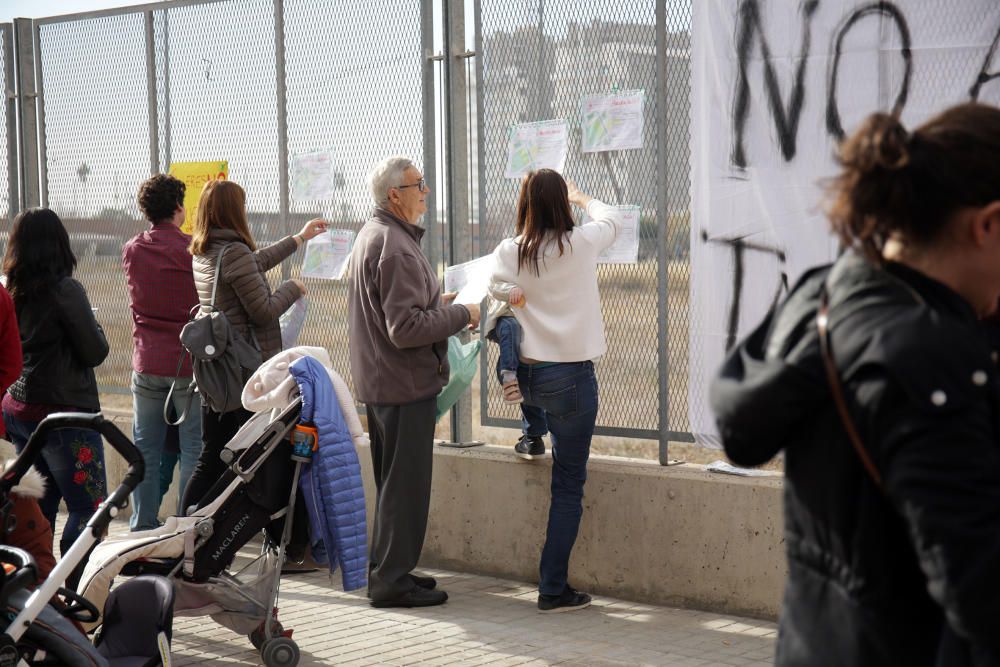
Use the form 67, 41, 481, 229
279, 297, 308, 349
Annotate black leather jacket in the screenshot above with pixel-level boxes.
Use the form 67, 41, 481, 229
7, 277, 108, 411
711, 251, 1000, 666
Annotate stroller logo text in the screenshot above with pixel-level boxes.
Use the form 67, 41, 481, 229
212, 513, 250, 561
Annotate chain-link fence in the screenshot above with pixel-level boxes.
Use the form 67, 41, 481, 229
475, 0, 691, 440
5, 0, 694, 459
6, 0, 998, 460
25, 0, 429, 402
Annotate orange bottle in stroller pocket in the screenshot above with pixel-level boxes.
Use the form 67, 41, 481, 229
290, 424, 319, 462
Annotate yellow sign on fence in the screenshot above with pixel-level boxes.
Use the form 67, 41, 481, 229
168, 161, 228, 234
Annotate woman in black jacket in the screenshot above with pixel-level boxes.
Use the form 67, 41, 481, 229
1, 208, 109, 562
711, 103, 1000, 665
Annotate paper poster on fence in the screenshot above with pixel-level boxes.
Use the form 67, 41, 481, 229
503, 120, 568, 179
291, 149, 337, 201
580, 90, 644, 153
597, 206, 641, 264
302, 229, 354, 280
169, 161, 228, 234
687, 0, 1000, 446
444, 255, 494, 306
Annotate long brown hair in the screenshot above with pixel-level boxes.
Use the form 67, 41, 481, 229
827, 102, 1000, 262
188, 179, 256, 255
514, 169, 575, 276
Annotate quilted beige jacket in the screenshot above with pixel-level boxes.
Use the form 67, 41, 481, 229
192, 228, 301, 362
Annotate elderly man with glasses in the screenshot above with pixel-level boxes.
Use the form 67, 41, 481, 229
348, 156, 480, 608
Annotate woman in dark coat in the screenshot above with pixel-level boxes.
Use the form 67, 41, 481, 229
711, 103, 1000, 665
1, 208, 108, 566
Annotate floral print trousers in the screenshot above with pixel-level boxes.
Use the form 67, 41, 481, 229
3, 413, 108, 558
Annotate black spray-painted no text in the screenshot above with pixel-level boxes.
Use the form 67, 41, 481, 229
730, 0, 1000, 168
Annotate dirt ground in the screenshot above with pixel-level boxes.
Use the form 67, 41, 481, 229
89, 252, 779, 472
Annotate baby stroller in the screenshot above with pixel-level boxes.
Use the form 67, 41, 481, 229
79, 399, 311, 667
0, 412, 174, 666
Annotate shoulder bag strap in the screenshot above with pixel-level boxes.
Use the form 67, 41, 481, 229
209, 243, 234, 309
165, 244, 235, 425
164, 352, 195, 427
816, 286, 884, 491
214, 242, 261, 351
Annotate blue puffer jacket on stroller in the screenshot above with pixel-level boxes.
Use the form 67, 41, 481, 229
289, 356, 367, 591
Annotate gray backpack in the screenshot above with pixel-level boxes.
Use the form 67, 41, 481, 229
177, 244, 262, 414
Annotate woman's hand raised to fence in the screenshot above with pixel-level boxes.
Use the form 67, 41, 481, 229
565, 180, 593, 209
296, 218, 329, 244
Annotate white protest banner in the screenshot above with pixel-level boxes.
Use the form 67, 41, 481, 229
302, 229, 354, 280
597, 206, 640, 264
503, 120, 569, 179
291, 149, 337, 201
689, 0, 1000, 446
580, 90, 644, 153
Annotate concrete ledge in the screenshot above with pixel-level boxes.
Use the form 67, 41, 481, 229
407, 444, 785, 620
46, 409, 785, 620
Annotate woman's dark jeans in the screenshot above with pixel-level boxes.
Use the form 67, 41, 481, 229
516, 360, 599, 596
2, 412, 108, 557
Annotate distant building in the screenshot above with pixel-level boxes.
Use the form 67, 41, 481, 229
478, 21, 691, 250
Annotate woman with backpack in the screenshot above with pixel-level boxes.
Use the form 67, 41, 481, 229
181, 179, 326, 513
1, 208, 108, 582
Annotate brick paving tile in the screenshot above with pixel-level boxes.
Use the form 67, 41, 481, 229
77, 519, 777, 666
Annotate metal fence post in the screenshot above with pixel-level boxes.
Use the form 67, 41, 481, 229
12, 18, 40, 209
2, 24, 17, 223
656, 0, 671, 465
421, 0, 438, 274
273, 0, 291, 268
144, 11, 159, 176
443, 0, 473, 444
30, 22, 46, 208
162, 9, 171, 171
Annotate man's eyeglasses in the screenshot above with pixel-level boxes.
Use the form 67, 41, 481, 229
396, 178, 426, 192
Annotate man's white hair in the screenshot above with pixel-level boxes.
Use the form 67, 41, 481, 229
368, 156, 416, 207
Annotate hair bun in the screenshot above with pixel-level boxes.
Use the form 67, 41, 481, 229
845, 112, 910, 172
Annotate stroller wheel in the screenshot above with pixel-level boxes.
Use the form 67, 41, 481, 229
248, 620, 284, 650
261, 636, 300, 667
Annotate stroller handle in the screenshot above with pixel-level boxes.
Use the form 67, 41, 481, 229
0, 546, 38, 607
2, 412, 145, 501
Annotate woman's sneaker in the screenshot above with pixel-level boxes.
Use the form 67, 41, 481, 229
537, 586, 592, 613
514, 434, 546, 460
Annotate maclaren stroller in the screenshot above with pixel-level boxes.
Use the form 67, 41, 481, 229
79, 398, 312, 667
0, 412, 174, 667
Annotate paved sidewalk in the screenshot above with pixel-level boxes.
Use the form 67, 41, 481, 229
170, 543, 776, 666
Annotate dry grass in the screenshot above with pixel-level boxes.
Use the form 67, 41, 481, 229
84, 251, 771, 468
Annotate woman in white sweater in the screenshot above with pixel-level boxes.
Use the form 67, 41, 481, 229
488, 169, 621, 613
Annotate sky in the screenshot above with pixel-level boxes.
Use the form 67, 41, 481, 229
0, 1, 141, 22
